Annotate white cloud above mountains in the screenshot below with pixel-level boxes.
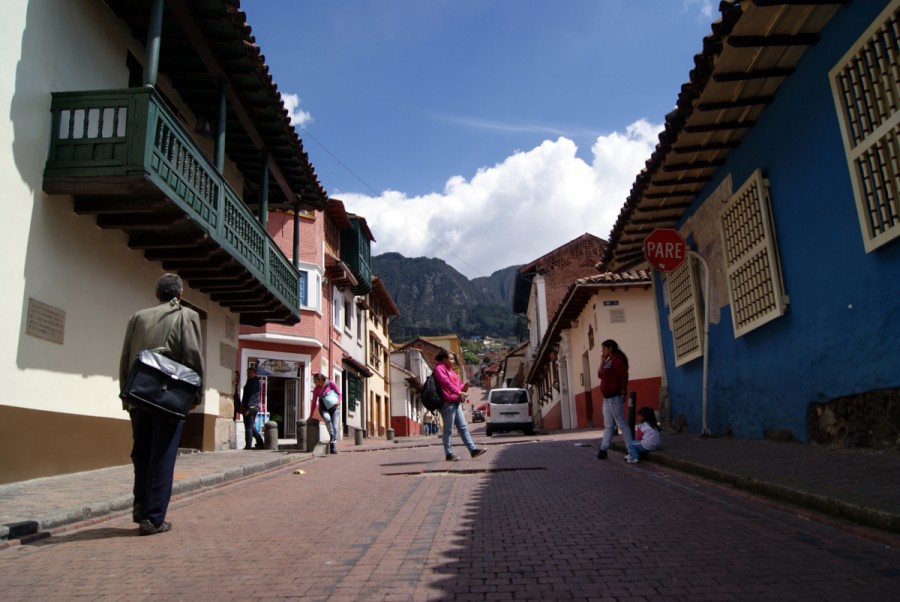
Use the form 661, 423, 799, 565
336, 119, 661, 279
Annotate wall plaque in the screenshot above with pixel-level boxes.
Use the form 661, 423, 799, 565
220, 342, 237, 370
26, 298, 65, 345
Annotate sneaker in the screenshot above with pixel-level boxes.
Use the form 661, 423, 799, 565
138, 519, 172, 536
626, 455, 640, 464
470, 448, 487, 459
445, 454, 461, 462
597, 449, 608, 460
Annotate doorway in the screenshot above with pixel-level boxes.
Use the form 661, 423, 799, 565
582, 351, 593, 428
261, 377, 300, 439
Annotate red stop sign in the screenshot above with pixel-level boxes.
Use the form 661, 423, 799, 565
644, 229, 687, 272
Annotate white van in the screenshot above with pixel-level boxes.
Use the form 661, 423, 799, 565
486, 388, 534, 436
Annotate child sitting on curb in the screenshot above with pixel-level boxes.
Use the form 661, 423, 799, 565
626, 407, 661, 463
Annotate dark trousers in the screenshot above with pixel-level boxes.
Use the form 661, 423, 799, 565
244, 409, 264, 448
130, 409, 184, 527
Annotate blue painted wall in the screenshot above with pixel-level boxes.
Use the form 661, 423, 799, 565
659, 0, 900, 440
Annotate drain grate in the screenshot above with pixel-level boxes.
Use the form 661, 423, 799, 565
384, 467, 547, 477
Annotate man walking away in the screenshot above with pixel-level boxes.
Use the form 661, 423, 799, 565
119, 273, 204, 536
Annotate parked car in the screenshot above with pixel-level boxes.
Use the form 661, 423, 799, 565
471, 408, 485, 422
485, 388, 533, 436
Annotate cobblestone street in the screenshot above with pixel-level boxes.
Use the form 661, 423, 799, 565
1, 432, 897, 601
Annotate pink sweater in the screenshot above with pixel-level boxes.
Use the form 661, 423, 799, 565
434, 363, 465, 403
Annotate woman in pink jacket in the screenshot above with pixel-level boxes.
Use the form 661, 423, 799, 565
433, 350, 486, 462
311, 373, 341, 455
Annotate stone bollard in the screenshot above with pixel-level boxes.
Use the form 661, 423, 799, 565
264, 421, 279, 450
354, 428, 364, 446
296, 418, 319, 452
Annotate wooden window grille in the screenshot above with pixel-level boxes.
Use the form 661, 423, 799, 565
830, 0, 900, 252
720, 169, 788, 337
667, 257, 704, 367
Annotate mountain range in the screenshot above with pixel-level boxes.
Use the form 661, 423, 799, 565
371, 253, 525, 341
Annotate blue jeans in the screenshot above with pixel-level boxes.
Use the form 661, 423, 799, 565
318, 401, 339, 443
627, 442, 651, 458
600, 395, 634, 451
440, 402, 476, 456
243, 409, 263, 448
130, 409, 184, 526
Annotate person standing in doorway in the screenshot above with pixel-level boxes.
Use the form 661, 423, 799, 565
596, 339, 634, 460
433, 350, 486, 462
119, 273, 204, 536
311, 373, 341, 454
242, 367, 265, 450
232, 371, 242, 422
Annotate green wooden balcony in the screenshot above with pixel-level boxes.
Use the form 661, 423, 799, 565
43, 87, 300, 325
340, 220, 372, 296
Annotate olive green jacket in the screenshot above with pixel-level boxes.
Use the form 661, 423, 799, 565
119, 298, 204, 410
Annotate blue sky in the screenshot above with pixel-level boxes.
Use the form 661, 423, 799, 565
241, 0, 718, 278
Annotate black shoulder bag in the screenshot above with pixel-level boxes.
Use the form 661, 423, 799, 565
120, 308, 201, 421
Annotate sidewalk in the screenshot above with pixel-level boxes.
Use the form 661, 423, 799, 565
622, 432, 900, 538
0, 447, 320, 545
1, 430, 898, 546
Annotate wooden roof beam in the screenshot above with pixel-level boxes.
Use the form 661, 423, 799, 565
128, 233, 209, 249
728, 34, 820, 48
644, 192, 700, 199
684, 120, 755, 133
672, 141, 740, 153
74, 198, 168, 214
96, 214, 187, 229
166, 0, 301, 207
651, 176, 712, 187
752, 0, 848, 6
634, 201, 693, 212
662, 159, 724, 172
713, 67, 795, 82
699, 96, 774, 111
144, 246, 217, 261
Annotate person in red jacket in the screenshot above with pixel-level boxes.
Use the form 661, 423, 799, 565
596, 339, 635, 461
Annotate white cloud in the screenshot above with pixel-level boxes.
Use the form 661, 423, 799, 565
683, 0, 714, 19
337, 119, 661, 279
283, 93, 313, 127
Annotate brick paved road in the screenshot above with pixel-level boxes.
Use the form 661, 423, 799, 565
1, 436, 897, 601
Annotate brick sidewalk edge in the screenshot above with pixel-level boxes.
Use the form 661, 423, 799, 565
0, 453, 316, 545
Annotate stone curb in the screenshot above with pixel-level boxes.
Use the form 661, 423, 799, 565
615, 443, 900, 537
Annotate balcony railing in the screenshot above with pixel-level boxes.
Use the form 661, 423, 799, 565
43, 87, 299, 323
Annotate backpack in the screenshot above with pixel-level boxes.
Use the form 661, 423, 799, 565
421, 374, 444, 412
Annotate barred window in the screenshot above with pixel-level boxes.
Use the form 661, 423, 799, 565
720, 169, 787, 337
667, 256, 704, 367
830, 0, 900, 252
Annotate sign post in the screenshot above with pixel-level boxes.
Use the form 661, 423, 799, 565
644, 229, 711, 436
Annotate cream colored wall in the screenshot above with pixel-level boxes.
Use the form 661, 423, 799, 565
367, 305, 390, 430
567, 286, 662, 387
1, 1, 233, 424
